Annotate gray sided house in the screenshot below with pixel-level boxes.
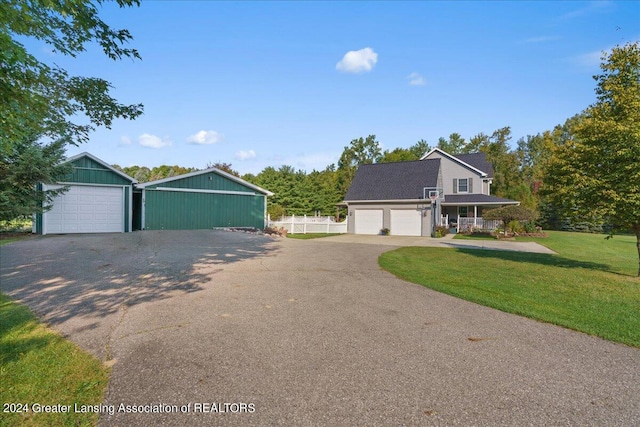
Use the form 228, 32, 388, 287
344, 148, 519, 236
35, 152, 136, 235
134, 168, 273, 231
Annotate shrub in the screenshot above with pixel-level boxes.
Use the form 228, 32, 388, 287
434, 226, 449, 238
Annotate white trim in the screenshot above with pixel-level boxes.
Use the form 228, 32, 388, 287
128, 185, 133, 233
420, 147, 488, 177
149, 187, 256, 196
137, 167, 273, 196
64, 152, 137, 183
264, 196, 268, 229
441, 201, 519, 206
345, 199, 426, 204
56, 181, 127, 188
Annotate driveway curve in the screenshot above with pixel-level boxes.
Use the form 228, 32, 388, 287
1, 230, 638, 426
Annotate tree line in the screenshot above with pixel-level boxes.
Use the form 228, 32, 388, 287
0, 0, 636, 274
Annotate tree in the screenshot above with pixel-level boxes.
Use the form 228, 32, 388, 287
1, 0, 143, 147
466, 127, 525, 202
437, 133, 467, 154
380, 139, 432, 163
483, 205, 538, 235
0, 136, 71, 222
542, 42, 640, 276
1, 0, 143, 221
337, 135, 382, 197
206, 161, 240, 177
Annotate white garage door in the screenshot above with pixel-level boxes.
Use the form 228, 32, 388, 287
390, 209, 422, 236
354, 209, 383, 235
43, 185, 124, 234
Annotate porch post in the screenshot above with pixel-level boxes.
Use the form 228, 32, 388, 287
473, 205, 478, 227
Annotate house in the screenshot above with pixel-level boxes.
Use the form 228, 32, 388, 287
35, 152, 273, 234
343, 148, 519, 236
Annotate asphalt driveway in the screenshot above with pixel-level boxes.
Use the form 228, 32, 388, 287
1, 231, 638, 426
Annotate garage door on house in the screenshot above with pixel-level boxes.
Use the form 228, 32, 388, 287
43, 184, 124, 234
354, 209, 383, 235
390, 209, 422, 236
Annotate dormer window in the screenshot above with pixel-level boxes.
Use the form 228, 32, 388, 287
458, 178, 468, 193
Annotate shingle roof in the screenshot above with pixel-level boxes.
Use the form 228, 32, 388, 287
454, 153, 494, 178
344, 159, 440, 201
442, 194, 519, 205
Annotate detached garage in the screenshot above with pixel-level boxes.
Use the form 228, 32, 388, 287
135, 168, 273, 231
35, 152, 135, 235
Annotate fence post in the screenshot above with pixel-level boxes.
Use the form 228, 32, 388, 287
303, 214, 307, 234
327, 216, 330, 233
291, 215, 295, 234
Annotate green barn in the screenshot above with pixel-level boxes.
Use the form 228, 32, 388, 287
35, 152, 136, 235
134, 168, 273, 231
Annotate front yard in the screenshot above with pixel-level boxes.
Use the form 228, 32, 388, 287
0, 294, 109, 427
379, 231, 640, 347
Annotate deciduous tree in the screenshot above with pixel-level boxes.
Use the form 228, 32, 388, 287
542, 42, 640, 276
1, 0, 143, 222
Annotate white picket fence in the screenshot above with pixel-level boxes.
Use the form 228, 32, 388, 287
268, 215, 347, 234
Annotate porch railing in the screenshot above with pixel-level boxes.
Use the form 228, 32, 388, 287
438, 216, 502, 231
456, 217, 503, 232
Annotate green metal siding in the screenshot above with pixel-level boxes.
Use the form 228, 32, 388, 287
145, 172, 255, 193
144, 190, 266, 230
61, 157, 132, 185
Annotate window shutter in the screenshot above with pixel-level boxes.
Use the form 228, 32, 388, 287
453, 179, 458, 194
468, 178, 473, 193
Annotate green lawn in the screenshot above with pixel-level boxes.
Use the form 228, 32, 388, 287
287, 233, 342, 240
0, 294, 109, 426
379, 231, 640, 347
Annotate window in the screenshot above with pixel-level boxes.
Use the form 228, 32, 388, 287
458, 206, 468, 217
458, 178, 468, 193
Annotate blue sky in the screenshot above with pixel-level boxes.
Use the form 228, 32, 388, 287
42, 1, 639, 175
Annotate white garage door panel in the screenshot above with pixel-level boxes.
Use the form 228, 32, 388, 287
390, 209, 422, 236
44, 185, 124, 234
354, 210, 383, 235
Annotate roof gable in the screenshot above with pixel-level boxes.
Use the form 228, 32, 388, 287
420, 148, 488, 177
62, 152, 136, 185
344, 159, 440, 201
137, 167, 273, 196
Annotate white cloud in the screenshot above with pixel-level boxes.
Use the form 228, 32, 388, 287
138, 133, 172, 149
336, 47, 378, 73
186, 130, 223, 145
120, 136, 132, 145
407, 72, 425, 86
235, 149, 256, 161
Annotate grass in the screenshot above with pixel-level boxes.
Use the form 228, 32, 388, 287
0, 294, 109, 426
0, 233, 32, 246
379, 231, 640, 347
287, 233, 342, 240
